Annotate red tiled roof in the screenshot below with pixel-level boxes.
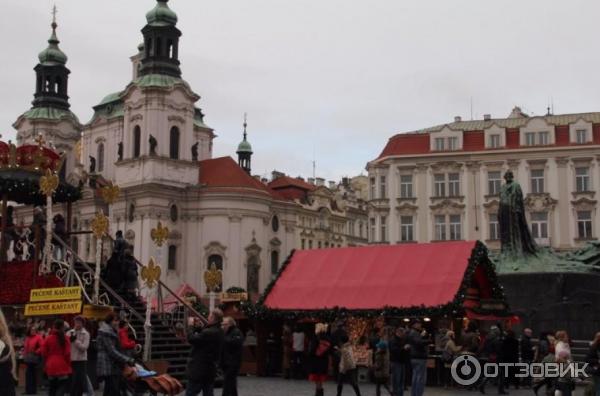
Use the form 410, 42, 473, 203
505, 128, 520, 149
269, 176, 316, 191
555, 126, 570, 146
263, 241, 484, 311
198, 156, 272, 196
377, 133, 430, 158
463, 131, 485, 151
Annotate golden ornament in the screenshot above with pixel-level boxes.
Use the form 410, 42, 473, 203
150, 221, 169, 247
141, 257, 162, 288
203, 262, 222, 293
101, 182, 120, 205
90, 211, 109, 239
39, 169, 59, 196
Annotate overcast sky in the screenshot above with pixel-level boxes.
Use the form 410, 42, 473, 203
2, 1, 600, 181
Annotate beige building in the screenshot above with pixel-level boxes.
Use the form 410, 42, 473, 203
366, 107, 600, 251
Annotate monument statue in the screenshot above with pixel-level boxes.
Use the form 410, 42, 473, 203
117, 141, 123, 161
498, 170, 537, 256
149, 135, 157, 156
191, 142, 199, 161
89, 156, 96, 173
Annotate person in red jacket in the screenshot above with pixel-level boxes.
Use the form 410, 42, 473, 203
41, 319, 71, 396
23, 325, 43, 394
118, 320, 137, 358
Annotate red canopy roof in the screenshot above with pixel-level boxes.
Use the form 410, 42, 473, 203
263, 241, 478, 311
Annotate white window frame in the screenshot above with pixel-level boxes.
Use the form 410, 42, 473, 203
489, 213, 499, 240
577, 211, 593, 239
489, 134, 501, 148
449, 215, 461, 240
400, 174, 413, 198
538, 131, 549, 145
380, 216, 387, 242
525, 132, 536, 146
530, 212, 549, 240
575, 167, 590, 192
448, 137, 458, 151
576, 129, 588, 144
434, 215, 446, 241
400, 216, 414, 242
448, 173, 460, 196
530, 169, 545, 194
487, 171, 501, 196
380, 176, 387, 199
370, 177, 376, 200
434, 137, 445, 151
369, 218, 376, 242
434, 174, 446, 197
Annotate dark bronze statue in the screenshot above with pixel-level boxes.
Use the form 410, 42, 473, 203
117, 141, 123, 161
149, 134, 157, 156
89, 155, 96, 173
498, 170, 537, 256
191, 142, 199, 161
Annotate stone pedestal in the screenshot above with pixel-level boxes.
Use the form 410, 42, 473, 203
499, 272, 600, 340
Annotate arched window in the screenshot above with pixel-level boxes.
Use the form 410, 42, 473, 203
167, 39, 174, 58
54, 76, 62, 94
168, 245, 177, 270
169, 126, 180, 159
207, 254, 223, 292
59, 157, 67, 180
128, 203, 135, 223
146, 37, 153, 57
97, 143, 104, 172
247, 256, 260, 294
133, 126, 141, 158
156, 38, 163, 57
272, 215, 280, 232
270, 250, 279, 276
170, 204, 178, 222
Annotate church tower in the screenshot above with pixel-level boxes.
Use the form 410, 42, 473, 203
13, 7, 81, 181
237, 115, 253, 174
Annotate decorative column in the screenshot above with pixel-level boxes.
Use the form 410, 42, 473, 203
140, 257, 161, 362
90, 211, 109, 303
204, 262, 222, 312
39, 169, 59, 274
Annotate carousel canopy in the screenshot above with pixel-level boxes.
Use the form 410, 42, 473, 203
0, 140, 81, 204
259, 241, 507, 318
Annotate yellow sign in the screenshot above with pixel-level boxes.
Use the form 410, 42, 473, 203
30, 286, 82, 303
221, 292, 248, 302
24, 300, 83, 316
81, 304, 113, 320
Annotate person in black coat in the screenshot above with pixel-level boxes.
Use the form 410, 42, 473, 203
502, 330, 520, 390
389, 327, 410, 396
186, 309, 225, 396
221, 317, 244, 396
519, 328, 534, 387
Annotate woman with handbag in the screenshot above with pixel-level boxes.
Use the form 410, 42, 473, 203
308, 323, 332, 396
23, 325, 43, 394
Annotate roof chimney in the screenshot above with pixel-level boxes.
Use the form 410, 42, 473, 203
454, 116, 462, 122
328, 181, 336, 189
308, 177, 315, 185
483, 114, 491, 121
316, 177, 325, 187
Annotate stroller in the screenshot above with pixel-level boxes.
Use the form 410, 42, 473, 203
123, 362, 184, 396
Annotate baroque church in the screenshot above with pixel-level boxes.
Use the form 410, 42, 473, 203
10, 1, 368, 300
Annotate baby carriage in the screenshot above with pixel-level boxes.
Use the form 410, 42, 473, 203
123, 362, 184, 396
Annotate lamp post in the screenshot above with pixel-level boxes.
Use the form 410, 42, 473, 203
90, 211, 109, 303
38, 168, 59, 275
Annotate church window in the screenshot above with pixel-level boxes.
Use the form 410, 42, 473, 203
577, 211, 593, 239
272, 215, 280, 232
169, 127, 180, 159
54, 76, 62, 94
246, 256, 259, 294
167, 39, 174, 58
168, 245, 177, 270
270, 250, 279, 277
156, 38, 163, 57
128, 203, 135, 223
170, 205, 178, 222
133, 126, 141, 158
97, 143, 105, 172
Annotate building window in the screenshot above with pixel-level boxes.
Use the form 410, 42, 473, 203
400, 216, 414, 242
207, 254, 223, 292
400, 174, 413, 198
538, 131, 549, 145
168, 245, 177, 270
170, 204, 178, 222
380, 216, 387, 242
270, 250, 279, 276
246, 256, 260, 294
301, 239, 305, 249
169, 127, 180, 159
97, 143, 105, 172
530, 212, 548, 239
133, 126, 141, 158
449, 215, 461, 240
525, 132, 536, 146
448, 137, 459, 151
489, 213, 499, 240
576, 129, 588, 144
370, 177, 376, 200
575, 167, 590, 192
318, 241, 322, 249
530, 169, 545, 193
434, 174, 446, 197
369, 218, 376, 242
128, 203, 135, 223
488, 171, 502, 196
358, 222, 363, 238
434, 137, 445, 151
489, 134, 501, 148
308, 240, 313, 249
272, 215, 280, 232
577, 211, 593, 239
448, 173, 460, 196
434, 215, 446, 241
379, 176, 387, 199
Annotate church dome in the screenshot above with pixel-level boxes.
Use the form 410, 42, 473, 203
237, 139, 253, 154
38, 23, 67, 65
146, 0, 178, 26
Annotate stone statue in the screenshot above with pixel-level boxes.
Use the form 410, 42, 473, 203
89, 155, 96, 173
191, 142, 199, 161
149, 134, 157, 156
117, 141, 123, 161
498, 170, 537, 256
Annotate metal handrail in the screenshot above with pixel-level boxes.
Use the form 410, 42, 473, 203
51, 232, 145, 323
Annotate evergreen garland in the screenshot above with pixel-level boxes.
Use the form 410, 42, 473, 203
242, 241, 510, 321
0, 176, 81, 204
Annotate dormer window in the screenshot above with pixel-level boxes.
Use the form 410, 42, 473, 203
539, 131, 549, 145
525, 131, 549, 146
489, 134, 501, 148
435, 138, 445, 151
576, 130, 588, 144
448, 137, 458, 150
525, 132, 536, 146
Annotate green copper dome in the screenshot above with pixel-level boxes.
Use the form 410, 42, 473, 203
146, 0, 178, 26
38, 23, 67, 65
237, 139, 253, 154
